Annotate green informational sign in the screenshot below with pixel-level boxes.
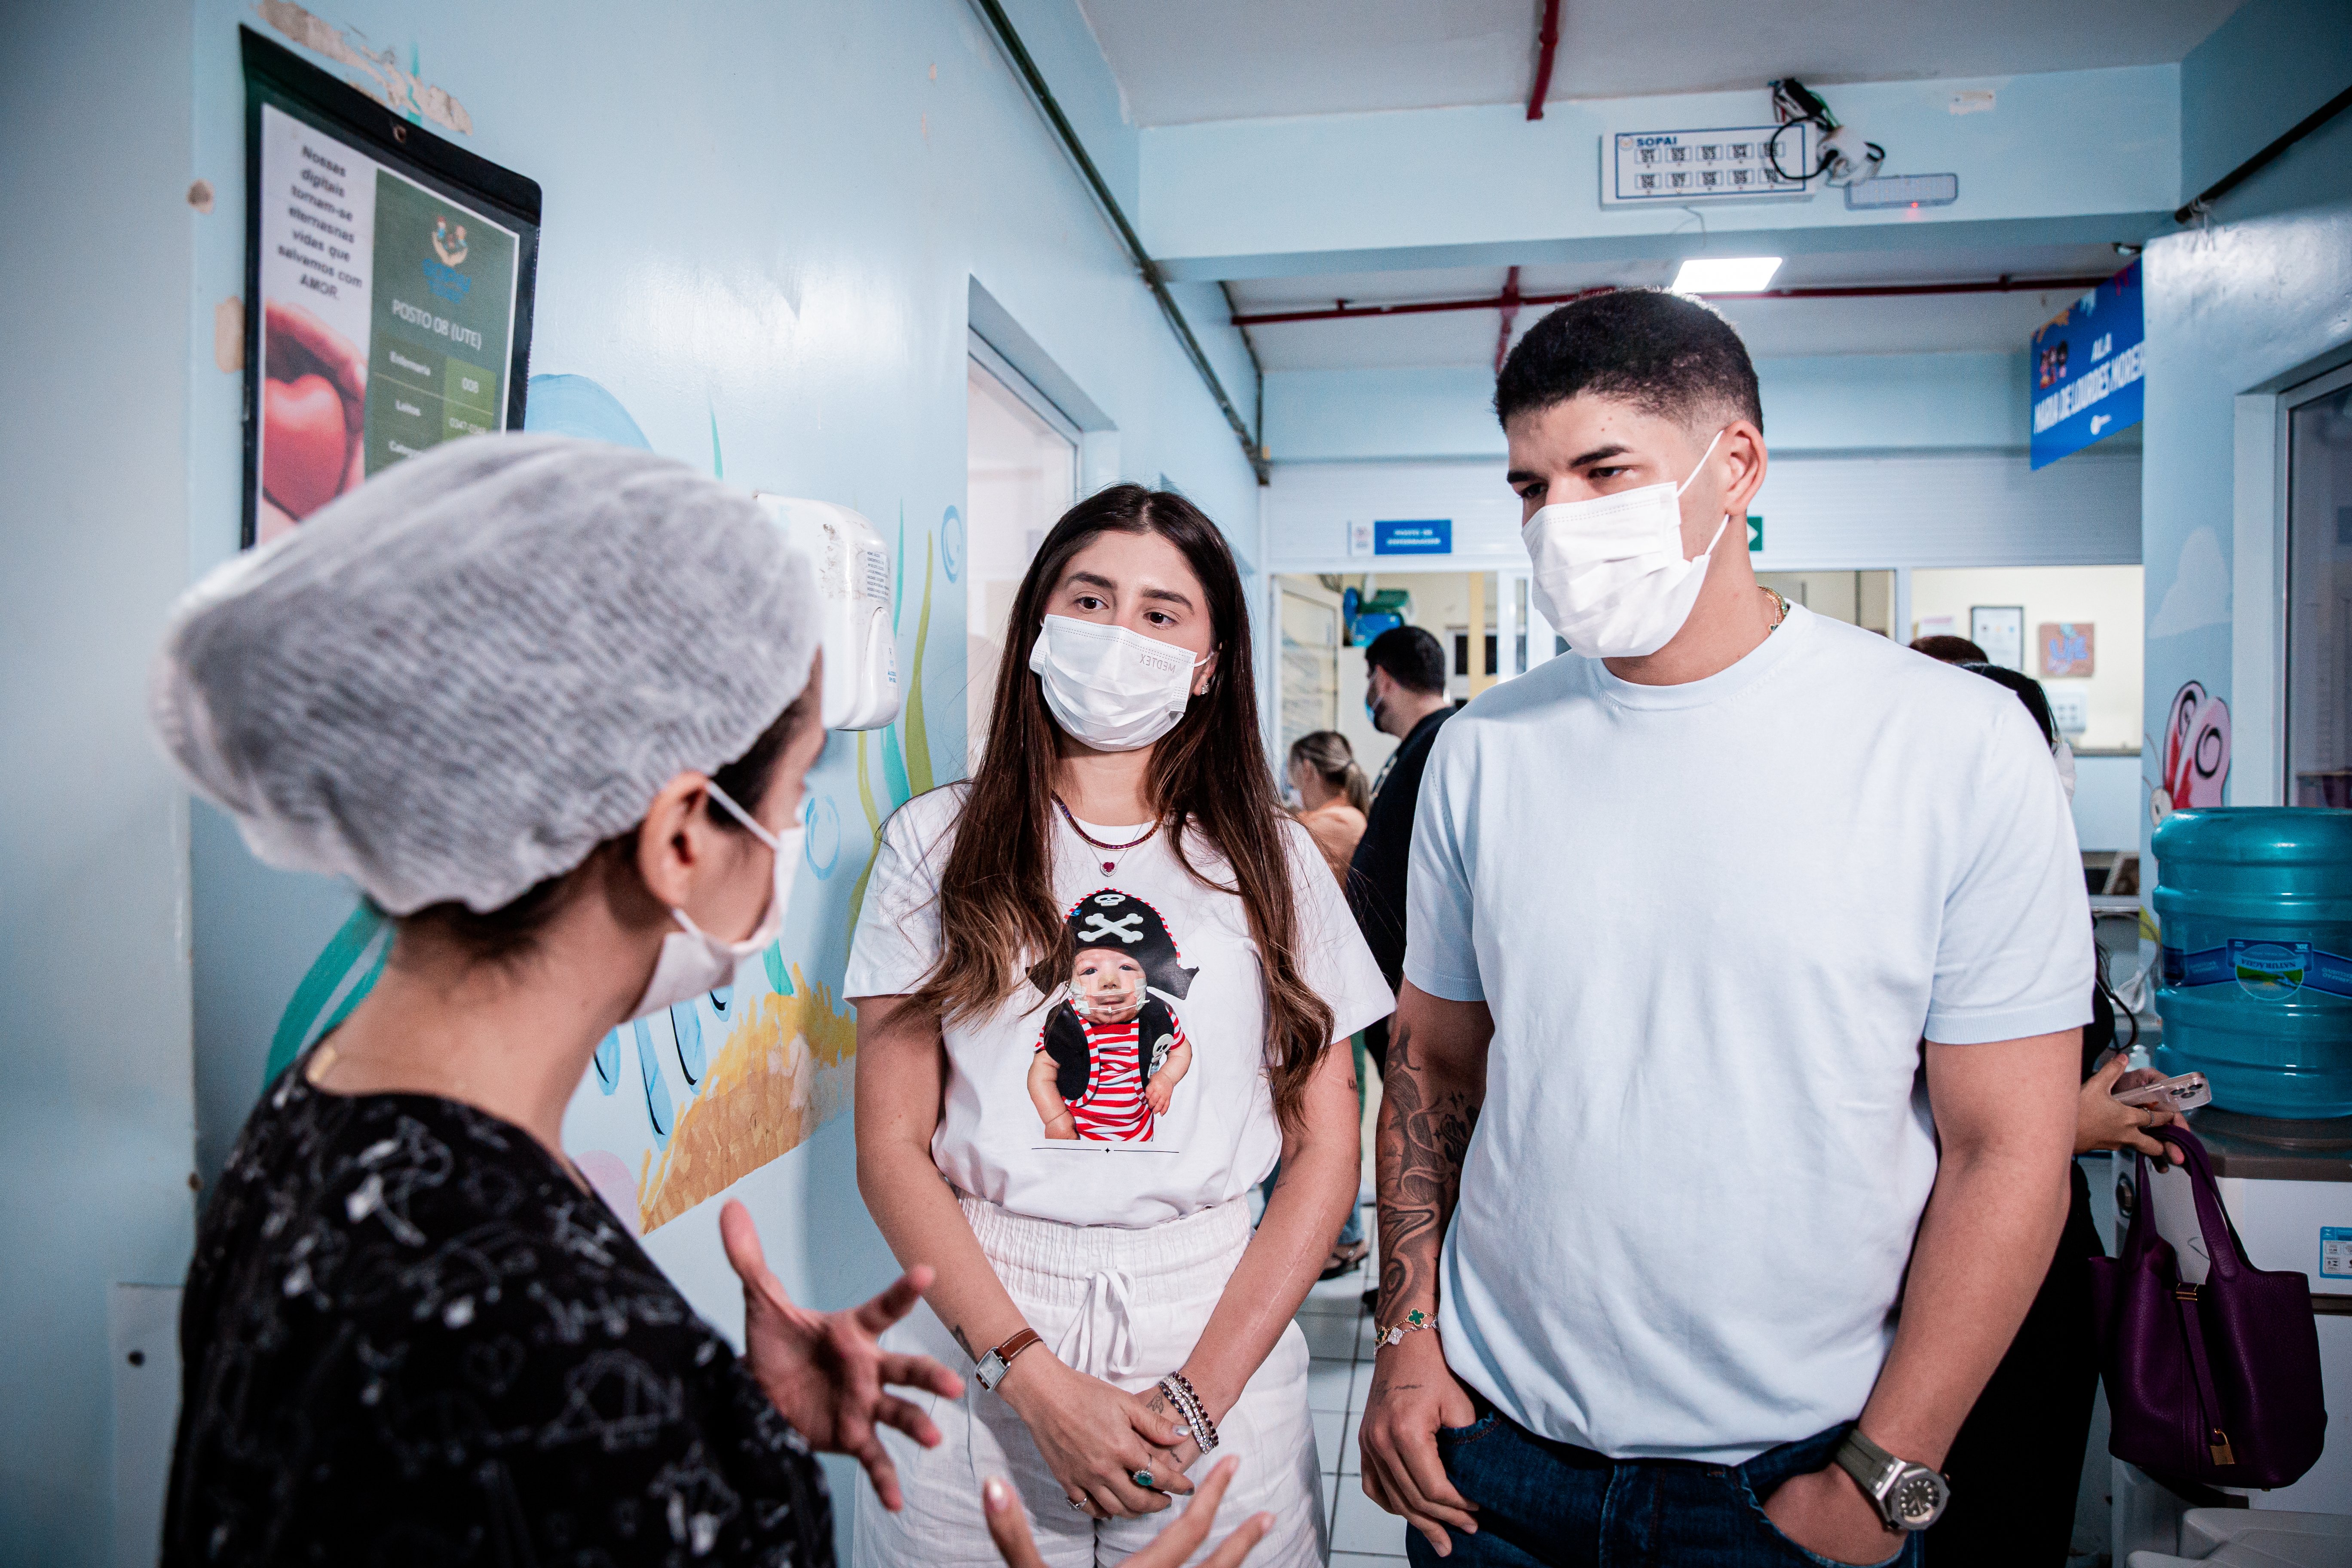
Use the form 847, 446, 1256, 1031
242, 28, 539, 545
364, 169, 518, 472
1746, 514, 1764, 551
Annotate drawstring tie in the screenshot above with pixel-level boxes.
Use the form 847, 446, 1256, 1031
1055, 1267, 1142, 1382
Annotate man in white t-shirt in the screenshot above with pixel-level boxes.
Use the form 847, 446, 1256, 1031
1356, 290, 2092, 1568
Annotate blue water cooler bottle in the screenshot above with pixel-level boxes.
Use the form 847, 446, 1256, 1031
2152, 807, 2352, 1123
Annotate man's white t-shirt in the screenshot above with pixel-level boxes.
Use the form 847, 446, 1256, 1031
1404, 606, 2093, 1463
846, 784, 1393, 1228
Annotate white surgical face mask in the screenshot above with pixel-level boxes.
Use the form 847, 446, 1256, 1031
1027, 614, 1205, 753
1522, 428, 1727, 660
627, 780, 802, 1020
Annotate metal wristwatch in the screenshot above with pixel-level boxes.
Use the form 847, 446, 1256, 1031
974, 1327, 1042, 1392
1832, 1427, 1950, 1533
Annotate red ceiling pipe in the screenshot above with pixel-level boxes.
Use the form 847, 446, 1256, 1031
1228, 274, 2110, 328
1526, 0, 1562, 121
1494, 265, 1523, 372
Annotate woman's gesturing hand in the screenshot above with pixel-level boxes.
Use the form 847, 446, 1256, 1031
719, 1199, 965, 1511
2077, 1056, 2182, 1161
999, 1354, 1196, 1517
985, 1457, 1271, 1568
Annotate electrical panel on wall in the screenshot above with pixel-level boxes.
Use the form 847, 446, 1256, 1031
1600, 125, 1814, 205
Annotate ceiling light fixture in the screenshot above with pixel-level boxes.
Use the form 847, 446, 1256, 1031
1671, 257, 1783, 294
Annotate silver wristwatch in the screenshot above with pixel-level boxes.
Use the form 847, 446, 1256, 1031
1832, 1427, 1950, 1532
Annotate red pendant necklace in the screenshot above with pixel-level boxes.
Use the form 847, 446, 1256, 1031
1054, 796, 1159, 876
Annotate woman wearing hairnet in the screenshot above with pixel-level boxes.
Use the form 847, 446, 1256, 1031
150, 435, 962, 1566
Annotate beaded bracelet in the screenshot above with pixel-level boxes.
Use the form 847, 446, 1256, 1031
1158, 1372, 1219, 1455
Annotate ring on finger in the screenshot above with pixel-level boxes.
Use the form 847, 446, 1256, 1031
1068, 1496, 1089, 1511
1131, 1469, 1155, 1490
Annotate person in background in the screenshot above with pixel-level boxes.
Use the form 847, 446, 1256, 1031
1282, 729, 1375, 1279
1288, 730, 1369, 883
1926, 661, 2181, 1567
151, 436, 962, 1568
1345, 625, 1458, 1080
848, 484, 1392, 1566
1909, 634, 1988, 663
1359, 291, 2093, 1567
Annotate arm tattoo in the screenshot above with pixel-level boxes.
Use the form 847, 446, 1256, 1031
1373, 1016, 1481, 1323
950, 1325, 976, 1363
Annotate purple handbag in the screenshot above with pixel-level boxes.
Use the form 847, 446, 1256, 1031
2088, 1124, 2327, 1492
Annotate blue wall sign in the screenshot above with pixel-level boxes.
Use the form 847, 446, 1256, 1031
2030, 261, 2144, 470
1375, 518, 1452, 554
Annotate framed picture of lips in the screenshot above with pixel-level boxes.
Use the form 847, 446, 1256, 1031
240, 28, 541, 546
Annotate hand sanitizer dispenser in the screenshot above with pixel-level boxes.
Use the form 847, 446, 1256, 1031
752, 494, 901, 731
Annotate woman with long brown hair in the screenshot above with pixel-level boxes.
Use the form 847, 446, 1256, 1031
846, 484, 1390, 1565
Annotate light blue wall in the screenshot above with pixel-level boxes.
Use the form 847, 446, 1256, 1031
1265, 351, 2033, 461
0, 0, 1259, 1561
0, 0, 199, 1560
2140, 22, 2352, 836
2180, 0, 2352, 201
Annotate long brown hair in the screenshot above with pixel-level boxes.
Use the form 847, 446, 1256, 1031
909, 484, 1336, 1128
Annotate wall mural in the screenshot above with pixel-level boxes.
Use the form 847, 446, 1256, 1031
261, 372, 959, 1236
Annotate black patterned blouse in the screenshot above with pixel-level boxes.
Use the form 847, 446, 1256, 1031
162, 1062, 832, 1567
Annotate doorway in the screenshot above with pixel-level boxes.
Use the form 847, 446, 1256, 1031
965, 352, 1078, 765
1273, 571, 1524, 781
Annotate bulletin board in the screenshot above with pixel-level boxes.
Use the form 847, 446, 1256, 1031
241, 28, 541, 546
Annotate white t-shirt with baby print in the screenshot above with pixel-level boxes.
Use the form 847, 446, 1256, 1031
845, 783, 1393, 1228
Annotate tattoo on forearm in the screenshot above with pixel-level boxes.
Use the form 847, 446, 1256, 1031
951, 1325, 976, 1363
1374, 1018, 1480, 1323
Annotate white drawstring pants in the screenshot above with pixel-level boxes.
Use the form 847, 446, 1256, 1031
851, 1192, 1323, 1568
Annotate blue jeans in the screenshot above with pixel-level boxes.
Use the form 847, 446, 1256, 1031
1406, 1399, 1922, 1568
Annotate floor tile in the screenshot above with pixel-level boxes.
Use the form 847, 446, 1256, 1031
1307, 1357, 1355, 1414
1331, 1482, 1412, 1555
1339, 1406, 1363, 1474
1313, 1408, 1344, 1475
1298, 1310, 1363, 1360
1330, 1555, 1411, 1566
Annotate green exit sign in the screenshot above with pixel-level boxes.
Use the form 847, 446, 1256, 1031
1746, 514, 1764, 551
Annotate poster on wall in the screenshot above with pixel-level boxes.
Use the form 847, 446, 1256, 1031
242, 28, 540, 545
2039, 621, 2095, 677
2029, 260, 2142, 471
1970, 604, 2025, 671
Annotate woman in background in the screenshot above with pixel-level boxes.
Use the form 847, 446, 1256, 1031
1286, 730, 1368, 885
1280, 730, 1373, 1277
1928, 659, 2182, 1567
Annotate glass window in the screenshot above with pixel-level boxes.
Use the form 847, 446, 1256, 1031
2287, 374, 2352, 806
1279, 588, 1338, 753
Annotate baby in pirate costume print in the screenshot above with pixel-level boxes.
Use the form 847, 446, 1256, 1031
1030, 890, 1197, 1141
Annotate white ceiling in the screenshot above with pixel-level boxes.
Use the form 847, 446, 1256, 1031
1228, 242, 2126, 368
1078, 0, 2248, 126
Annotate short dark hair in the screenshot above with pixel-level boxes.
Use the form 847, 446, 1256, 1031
1495, 289, 1763, 434
1911, 634, 1989, 664
1363, 625, 1446, 695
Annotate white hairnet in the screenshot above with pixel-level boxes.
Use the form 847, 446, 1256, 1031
151, 434, 820, 916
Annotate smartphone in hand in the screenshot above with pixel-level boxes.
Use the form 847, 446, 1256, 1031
2114, 1071, 2211, 1113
